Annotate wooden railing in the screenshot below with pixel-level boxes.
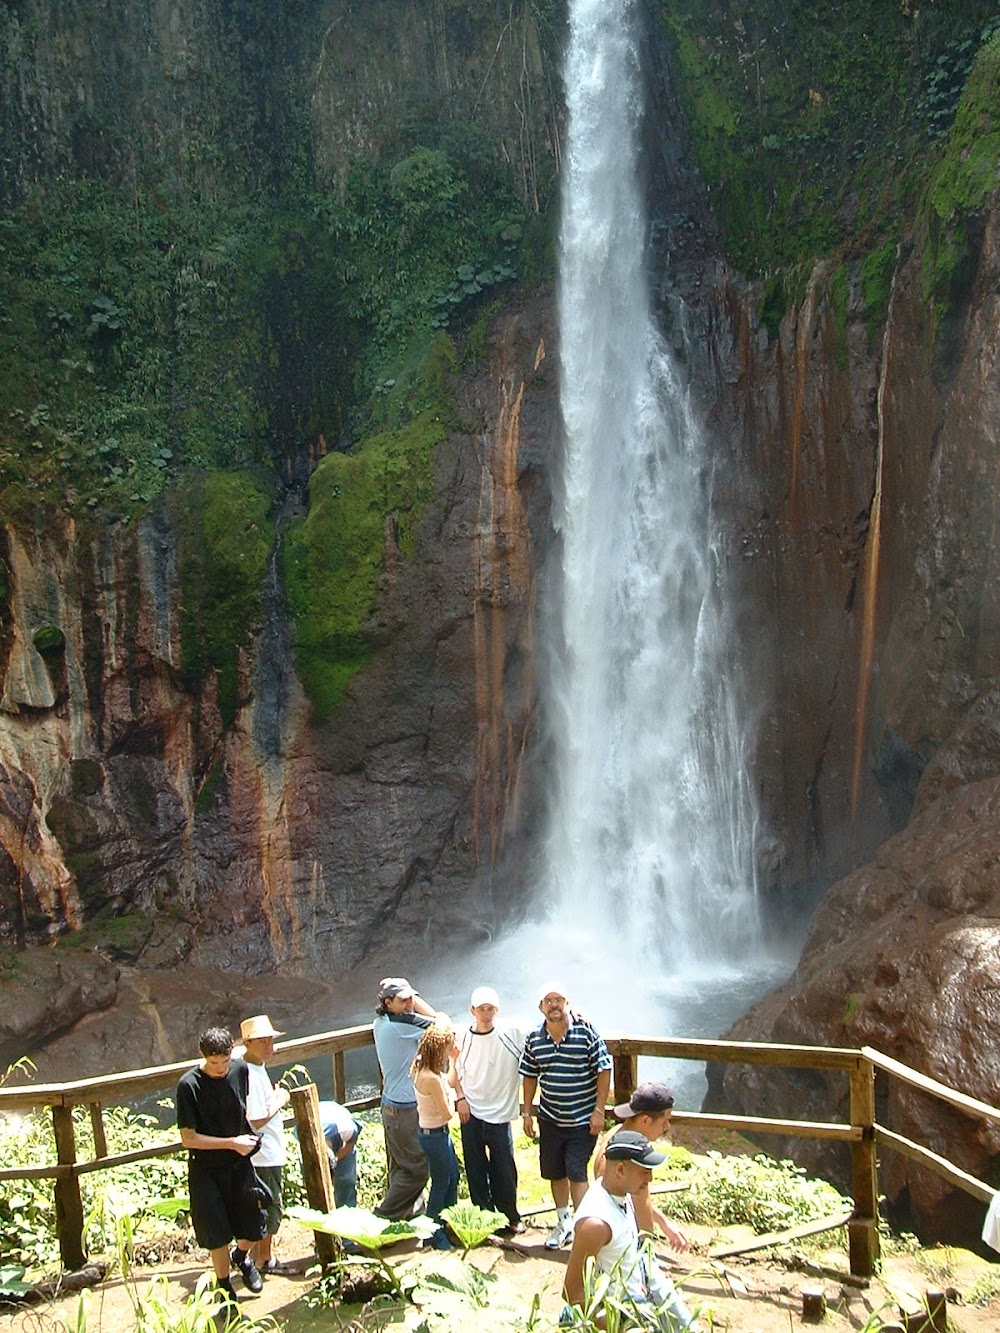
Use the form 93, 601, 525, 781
1, 1027, 997, 1277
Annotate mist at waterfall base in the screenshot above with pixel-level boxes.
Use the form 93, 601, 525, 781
417, 927, 798, 1111
424, 0, 798, 1108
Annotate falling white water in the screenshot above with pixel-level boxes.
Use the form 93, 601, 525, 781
422, 0, 794, 1106
544, 0, 764, 966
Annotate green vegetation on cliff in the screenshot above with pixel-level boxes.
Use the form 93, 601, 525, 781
283, 335, 457, 719
921, 29, 1000, 312
0, 137, 528, 517
172, 471, 273, 727
657, 0, 999, 337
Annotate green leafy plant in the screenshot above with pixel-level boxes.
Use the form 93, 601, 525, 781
285, 1204, 437, 1253
0, 1100, 189, 1275
438, 1201, 507, 1254
671, 1151, 851, 1233
0, 1264, 32, 1298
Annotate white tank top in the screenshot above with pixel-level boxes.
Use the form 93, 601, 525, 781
573, 1180, 648, 1301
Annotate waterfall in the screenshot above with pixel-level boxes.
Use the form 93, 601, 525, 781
425, 0, 788, 1098
542, 0, 764, 973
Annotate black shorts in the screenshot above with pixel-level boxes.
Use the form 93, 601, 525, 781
538, 1119, 596, 1183
188, 1155, 268, 1251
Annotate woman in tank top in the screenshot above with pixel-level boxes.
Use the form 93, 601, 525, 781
410, 1020, 461, 1249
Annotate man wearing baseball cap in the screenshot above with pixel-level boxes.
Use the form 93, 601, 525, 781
563, 1130, 697, 1329
240, 1015, 290, 1274
594, 1082, 689, 1255
452, 986, 525, 1236
372, 977, 437, 1218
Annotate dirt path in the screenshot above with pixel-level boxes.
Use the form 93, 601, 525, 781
3, 1217, 999, 1332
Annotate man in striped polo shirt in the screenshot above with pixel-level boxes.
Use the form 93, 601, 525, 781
520, 982, 612, 1249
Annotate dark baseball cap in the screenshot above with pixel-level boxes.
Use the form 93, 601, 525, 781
612, 1081, 675, 1119
603, 1129, 666, 1169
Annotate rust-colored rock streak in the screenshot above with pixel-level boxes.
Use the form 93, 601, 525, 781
850, 266, 898, 830
473, 334, 540, 867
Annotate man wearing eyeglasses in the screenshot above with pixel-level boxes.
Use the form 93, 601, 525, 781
520, 982, 612, 1249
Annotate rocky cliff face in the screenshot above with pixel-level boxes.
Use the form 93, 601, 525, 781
634, 12, 1000, 1239
0, 292, 554, 1074
691, 187, 1000, 1244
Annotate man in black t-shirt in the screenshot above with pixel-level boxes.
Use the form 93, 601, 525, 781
176, 1027, 267, 1302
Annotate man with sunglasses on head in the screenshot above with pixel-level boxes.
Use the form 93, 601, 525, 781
520, 982, 612, 1249
372, 976, 436, 1219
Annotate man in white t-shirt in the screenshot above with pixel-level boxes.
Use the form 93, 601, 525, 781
452, 985, 525, 1236
240, 1014, 291, 1273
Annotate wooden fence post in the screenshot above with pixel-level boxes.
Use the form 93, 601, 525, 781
290, 1083, 339, 1267
51, 1105, 86, 1271
613, 1048, 637, 1111
333, 1050, 346, 1104
88, 1103, 108, 1159
848, 1054, 880, 1277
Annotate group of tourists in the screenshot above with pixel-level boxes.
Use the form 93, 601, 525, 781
175, 978, 697, 1327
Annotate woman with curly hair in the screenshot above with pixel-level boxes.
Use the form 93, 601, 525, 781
411, 1019, 461, 1249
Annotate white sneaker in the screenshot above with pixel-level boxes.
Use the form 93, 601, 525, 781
545, 1216, 574, 1249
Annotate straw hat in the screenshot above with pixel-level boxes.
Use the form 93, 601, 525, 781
240, 1014, 284, 1041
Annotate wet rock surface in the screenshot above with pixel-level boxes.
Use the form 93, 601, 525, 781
707, 774, 1000, 1244
0, 293, 554, 1061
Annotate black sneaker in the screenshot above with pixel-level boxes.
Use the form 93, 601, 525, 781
215, 1276, 238, 1302
230, 1247, 263, 1294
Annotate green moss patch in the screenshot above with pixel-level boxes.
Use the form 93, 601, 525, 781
921, 32, 1000, 311
657, 1, 997, 275
172, 470, 273, 728
283, 338, 455, 720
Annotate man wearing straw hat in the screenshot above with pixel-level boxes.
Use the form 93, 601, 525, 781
241, 1014, 290, 1274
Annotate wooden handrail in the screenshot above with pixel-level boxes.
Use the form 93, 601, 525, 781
607, 1034, 859, 1069
3, 1026, 998, 1278
862, 1046, 1000, 1127
875, 1124, 996, 1203
671, 1111, 861, 1141
0, 1024, 376, 1110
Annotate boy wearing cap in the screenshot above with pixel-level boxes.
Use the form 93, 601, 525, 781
372, 977, 436, 1219
563, 1130, 696, 1330
241, 1014, 291, 1273
594, 1083, 689, 1253
453, 986, 525, 1236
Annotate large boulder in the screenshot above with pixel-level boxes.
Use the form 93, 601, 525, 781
707, 773, 1000, 1245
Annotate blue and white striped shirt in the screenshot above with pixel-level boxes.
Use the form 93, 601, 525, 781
519, 1015, 612, 1127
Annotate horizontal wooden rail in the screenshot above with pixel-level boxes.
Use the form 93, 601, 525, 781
875, 1124, 997, 1203
862, 1047, 1000, 1128
0, 1023, 376, 1111
672, 1110, 861, 1142
607, 1035, 859, 1070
